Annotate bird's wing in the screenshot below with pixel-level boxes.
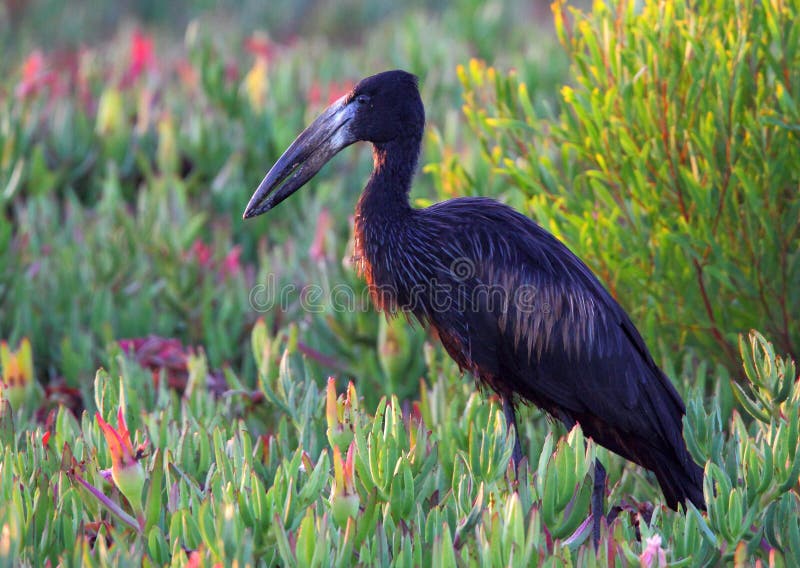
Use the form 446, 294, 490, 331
424, 198, 686, 454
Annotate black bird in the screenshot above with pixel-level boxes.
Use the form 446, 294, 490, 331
243, 70, 706, 532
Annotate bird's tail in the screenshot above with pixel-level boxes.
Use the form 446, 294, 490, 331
651, 451, 706, 511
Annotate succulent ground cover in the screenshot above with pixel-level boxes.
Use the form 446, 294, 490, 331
1, 0, 798, 565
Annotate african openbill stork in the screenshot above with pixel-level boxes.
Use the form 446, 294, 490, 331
243, 70, 706, 536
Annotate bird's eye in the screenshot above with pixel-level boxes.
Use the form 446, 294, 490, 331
356, 94, 370, 105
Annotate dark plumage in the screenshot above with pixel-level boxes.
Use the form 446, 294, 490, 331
244, 70, 706, 513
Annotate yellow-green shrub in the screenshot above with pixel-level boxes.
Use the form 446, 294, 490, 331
453, 0, 800, 375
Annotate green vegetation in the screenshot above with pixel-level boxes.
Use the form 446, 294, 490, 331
453, 0, 800, 374
1, 0, 798, 565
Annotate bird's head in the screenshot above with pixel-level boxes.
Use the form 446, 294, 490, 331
243, 69, 424, 219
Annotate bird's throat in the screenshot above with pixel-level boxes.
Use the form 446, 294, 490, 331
356, 137, 420, 221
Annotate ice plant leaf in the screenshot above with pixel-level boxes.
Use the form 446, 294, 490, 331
326, 377, 356, 449
62, 442, 141, 533
145, 449, 164, 532
96, 409, 146, 514
0, 338, 34, 411
331, 442, 359, 526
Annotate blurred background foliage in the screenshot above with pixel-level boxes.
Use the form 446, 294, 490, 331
1, 0, 799, 564
0, 0, 569, 403
2, 0, 796, 406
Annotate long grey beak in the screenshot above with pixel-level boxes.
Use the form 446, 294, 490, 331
243, 96, 357, 219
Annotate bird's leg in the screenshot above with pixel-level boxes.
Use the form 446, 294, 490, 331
591, 459, 607, 549
502, 396, 524, 468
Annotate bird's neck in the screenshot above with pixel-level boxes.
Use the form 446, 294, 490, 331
353, 136, 424, 311
356, 136, 421, 221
